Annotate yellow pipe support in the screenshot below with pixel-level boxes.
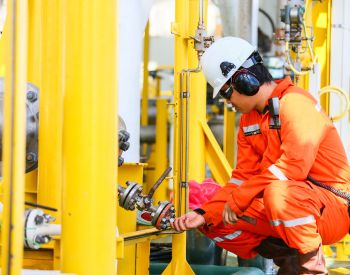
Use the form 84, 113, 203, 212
201, 120, 232, 185
1, 0, 28, 273
136, 241, 151, 275
117, 163, 145, 275
223, 106, 235, 167
38, 0, 64, 222
61, 1, 118, 274
141, 21, 150, 127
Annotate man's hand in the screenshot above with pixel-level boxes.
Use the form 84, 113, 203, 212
171, 211, 205, 232
222, 202, 238, 225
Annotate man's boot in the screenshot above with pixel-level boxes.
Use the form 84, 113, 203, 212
298, 245, 327, 274
255, 237, 300, 275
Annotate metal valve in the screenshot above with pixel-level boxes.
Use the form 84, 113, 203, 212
117, 167, 175, 230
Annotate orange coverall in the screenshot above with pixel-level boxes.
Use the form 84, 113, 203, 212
199, 77, 350, 258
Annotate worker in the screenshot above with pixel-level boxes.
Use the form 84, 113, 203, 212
171, 36, 350, 274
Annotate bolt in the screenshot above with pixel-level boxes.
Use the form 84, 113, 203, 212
151, 212, 155, 217
26, 152, 38, 162
126, 181, 130, 186
118, 157, 124, 167
34, 215, 44, 225
34, 235, 46, 244
27, 91, 37, 102
43, 214, 56, 223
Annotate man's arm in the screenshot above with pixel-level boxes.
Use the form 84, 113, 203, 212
199, 118, 262, 227
227, 93, 331, 216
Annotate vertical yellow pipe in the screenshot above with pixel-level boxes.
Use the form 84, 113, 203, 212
27, 0, 41, 85
38, 0, 64, 221
162, 0, 190, 274
61, 1, 118, 274
188, 0, 206, 182
164, 1, 208, 275
1, 0, 27, 273
141, 21, 150, 127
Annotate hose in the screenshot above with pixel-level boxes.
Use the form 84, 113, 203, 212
318, 86, 350, 122
302, 22, 318, 66
284, 41, 309, 76
284, 23, 317, 76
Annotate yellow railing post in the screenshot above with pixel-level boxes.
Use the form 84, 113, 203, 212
1, 0, 28, 273
141, 21, 150, 127
61, 1, 118, 274
224, 107, 235, 167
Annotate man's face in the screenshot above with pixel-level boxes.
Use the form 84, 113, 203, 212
219, 78, 257, 114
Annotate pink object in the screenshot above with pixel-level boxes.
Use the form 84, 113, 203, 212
189, 178, 221, 210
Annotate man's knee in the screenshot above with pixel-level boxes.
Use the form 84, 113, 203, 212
263, 181, 288, 214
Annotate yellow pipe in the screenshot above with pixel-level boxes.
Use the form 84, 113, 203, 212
38, 0, 64, 222
187, 0, 206, 182
1, 0, 28, 273
141, 21, 150, 127
164, 0, 209, 274
164, 0, 191, 273
28, 0, 41, 85
61, 1, 118, 274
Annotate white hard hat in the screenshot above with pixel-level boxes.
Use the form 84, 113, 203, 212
200, 37, 256, 98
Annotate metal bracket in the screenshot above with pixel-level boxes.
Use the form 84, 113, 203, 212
181, 92, 189, 98
171, 22, 188, 38
116, 236, 124, 259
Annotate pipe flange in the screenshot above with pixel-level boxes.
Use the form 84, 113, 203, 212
118, 181, 143, 210
24, 208, 44, 249
0, 78, 39, 174
151, 201, 175, 230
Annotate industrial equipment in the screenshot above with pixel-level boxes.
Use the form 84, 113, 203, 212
24, 208, 60, 250
278, 0, 317, 82
0, 78, 39, 174
118, 167, 175, 230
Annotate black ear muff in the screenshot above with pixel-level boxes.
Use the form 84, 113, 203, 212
233, 70, 260, 96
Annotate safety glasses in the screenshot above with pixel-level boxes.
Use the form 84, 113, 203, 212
219, 79, 234, 100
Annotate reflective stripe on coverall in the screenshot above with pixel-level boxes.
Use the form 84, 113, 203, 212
200, 77, 350, 256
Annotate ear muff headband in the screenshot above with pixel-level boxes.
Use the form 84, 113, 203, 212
233, 69, 260, 96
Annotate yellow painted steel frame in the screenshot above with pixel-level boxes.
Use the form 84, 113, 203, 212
223, 107, 236, 168
117, 163, 146, 275
1, 0, 28, 273
201, 121, 232, 186
61, 1, 118, 274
